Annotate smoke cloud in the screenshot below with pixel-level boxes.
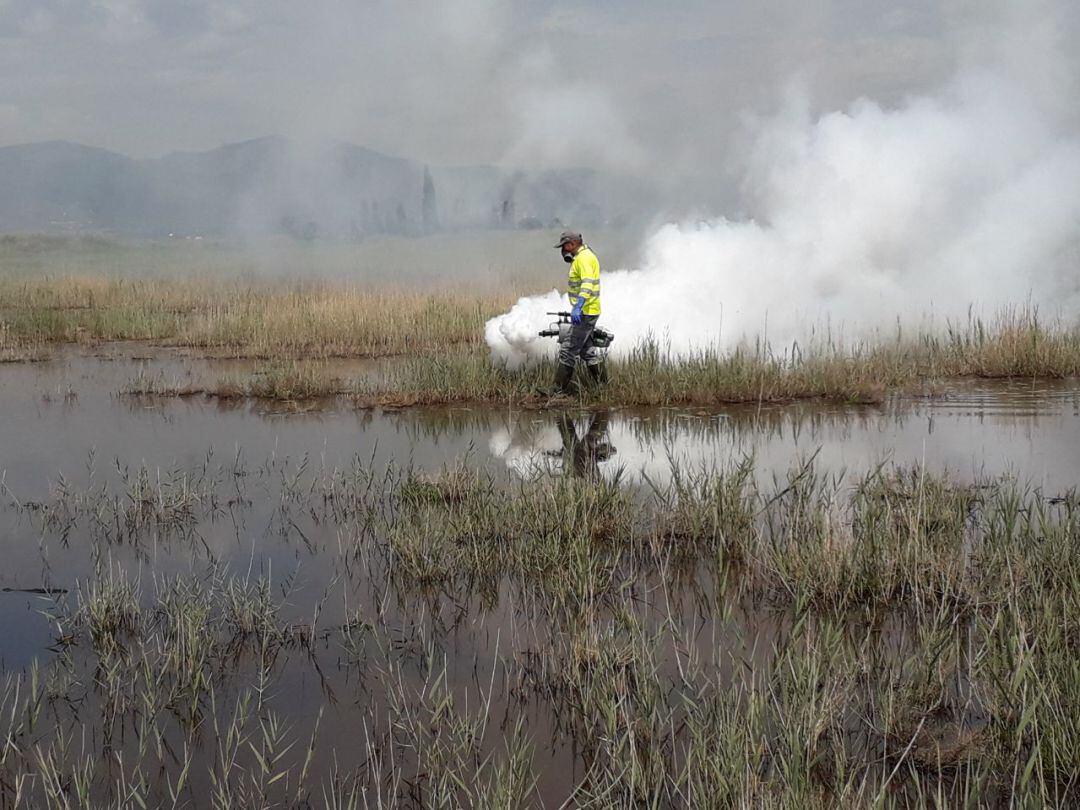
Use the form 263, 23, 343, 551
486, 4, 1080, 368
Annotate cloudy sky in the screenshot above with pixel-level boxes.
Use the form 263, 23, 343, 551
0, 0, 1073, 200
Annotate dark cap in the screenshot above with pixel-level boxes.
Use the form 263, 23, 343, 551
554, 230, 582, 248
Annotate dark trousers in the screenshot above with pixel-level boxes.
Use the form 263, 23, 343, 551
559, 314, 598, 368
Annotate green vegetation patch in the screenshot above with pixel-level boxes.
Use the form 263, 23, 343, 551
2, 453, 1079, 805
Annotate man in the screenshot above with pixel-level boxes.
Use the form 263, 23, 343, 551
549, 230, 604, 395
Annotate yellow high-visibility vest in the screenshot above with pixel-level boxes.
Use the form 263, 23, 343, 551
567, 245, 601, 316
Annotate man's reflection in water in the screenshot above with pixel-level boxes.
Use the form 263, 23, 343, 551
548, 411, 616, 477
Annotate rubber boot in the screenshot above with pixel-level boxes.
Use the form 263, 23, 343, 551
550, 363, 577, 396
586, 361, 609, 386
537, 363, 575, 397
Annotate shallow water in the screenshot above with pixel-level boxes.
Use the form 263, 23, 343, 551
0, 347, 1078, 804
3, 347, 1078, 496
2, 349, 1078, 667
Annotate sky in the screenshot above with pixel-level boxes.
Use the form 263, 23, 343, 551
0, 0, 1075, 206
482, 0, 1080, 362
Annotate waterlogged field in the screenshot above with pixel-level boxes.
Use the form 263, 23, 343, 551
3, 238, 1080, 806
3, 236, 1080, 408
0, 350, 1078, 807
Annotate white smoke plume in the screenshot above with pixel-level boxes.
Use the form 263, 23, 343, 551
486, 5, 1080, 369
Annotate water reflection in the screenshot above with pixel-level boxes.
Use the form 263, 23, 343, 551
485, 387, 1080, 486
2, 349, 1079, 495
546, 411, 617, 478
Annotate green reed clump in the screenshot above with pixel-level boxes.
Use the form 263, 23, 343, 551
381, 660, 538, 808
929, 309, 1080, 378
605, 337, 902, 405
383, 463, 639, 613
76, 569, 141, 656
354, 349, 544, 407
240, 362, 350, 400
648, 456, 758, 567
119, 369, 205, 397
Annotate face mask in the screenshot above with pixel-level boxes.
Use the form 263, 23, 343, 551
562, 251, 574, 263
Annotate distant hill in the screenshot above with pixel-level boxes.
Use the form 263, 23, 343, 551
0, 137, 655, 239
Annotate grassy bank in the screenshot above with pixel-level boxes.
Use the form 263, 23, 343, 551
356, 339, 910, 407
2, 453, 1079, 806
114, 311, 1080, 407
349, 311, 1079, 406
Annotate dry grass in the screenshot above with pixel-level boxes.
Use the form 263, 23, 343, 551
0, 233, 561, 358
0, 274, 517, 358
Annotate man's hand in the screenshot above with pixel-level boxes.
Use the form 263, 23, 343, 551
571, 297, 585, 324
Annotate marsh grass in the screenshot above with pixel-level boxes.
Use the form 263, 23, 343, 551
121, 362, 354, 401
353, 310, 1080, 407
372, 459, 1080, 806
931, 308, 1080, 377
396, 311, 1052, 408
3, 447, 1080, 804
121, 323, 1032, 407
0, 340, 52, 363
343, 338, 904, 409
0, 273, 519, 359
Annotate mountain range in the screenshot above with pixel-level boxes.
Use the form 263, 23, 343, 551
0, 137, 655, 239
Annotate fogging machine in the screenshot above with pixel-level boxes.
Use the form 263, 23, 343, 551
538, 312, 614, 367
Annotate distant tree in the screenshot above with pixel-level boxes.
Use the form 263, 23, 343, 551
422, 167, 439, 233
498, 173, 522, 229
500, 197, 515, 228
279, 214, 318, 241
